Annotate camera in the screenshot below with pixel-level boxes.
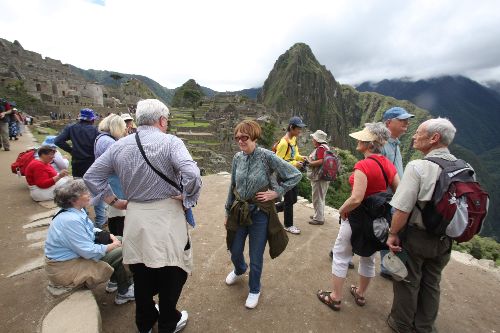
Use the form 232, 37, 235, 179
299, 159, 309, 173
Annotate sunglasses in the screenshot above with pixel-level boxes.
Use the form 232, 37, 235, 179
234, 135, 250, 142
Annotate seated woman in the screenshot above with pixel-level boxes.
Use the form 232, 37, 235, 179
44, 179, 135, 305
38, 135, 69, 173
25, 145, 69, 202
317, 123, 399, 311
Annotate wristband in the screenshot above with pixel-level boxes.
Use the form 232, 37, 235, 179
109, 197, 119, 207
388, 228, 398, 236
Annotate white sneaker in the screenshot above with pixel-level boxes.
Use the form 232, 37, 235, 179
115, 284, 135, 305
225, 270, 243, 285
105, 281, 118, 293
245, 292, 260, 309
174, 310, 189, 333
285, 226, 301, 234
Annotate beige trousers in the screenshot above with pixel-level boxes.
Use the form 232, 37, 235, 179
311, 179, 330, 222
45, 257, 113, 289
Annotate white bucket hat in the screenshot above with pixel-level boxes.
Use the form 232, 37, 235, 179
382, 252, 409, 282
121, 113, 133, 121
310, 130, 328, 143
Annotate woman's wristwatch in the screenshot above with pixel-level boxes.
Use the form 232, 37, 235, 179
109, 197, 119, 207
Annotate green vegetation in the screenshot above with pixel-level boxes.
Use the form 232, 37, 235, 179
453, 236, 500, 266
176, 121, 210, 128
0, 80, 46, 112
260, 121, 278, 149
297, 148, 358, 209
30, 125, 58, 143
70, 66, 174, 105
172, 79, 204, 108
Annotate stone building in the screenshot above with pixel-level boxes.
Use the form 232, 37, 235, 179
0, 38, 104, 107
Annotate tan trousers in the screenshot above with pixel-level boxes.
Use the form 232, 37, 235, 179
45, 257, 113, 289
311, 179, 330, 222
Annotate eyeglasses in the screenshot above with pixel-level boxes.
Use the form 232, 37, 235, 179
234, 135, 250, 142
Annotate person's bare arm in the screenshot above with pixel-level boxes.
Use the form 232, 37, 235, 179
386, 209, 411, 252
338, 170, 367, 219
390, 174, 400, 193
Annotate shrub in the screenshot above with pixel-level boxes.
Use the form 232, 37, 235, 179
453, 235, 500, 266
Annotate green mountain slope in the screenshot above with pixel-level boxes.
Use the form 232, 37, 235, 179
69, 66, 174, 105
172, 79, 205, 108
260, 43, 429, 163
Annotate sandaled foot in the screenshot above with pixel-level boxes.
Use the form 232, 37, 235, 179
350, 285, 366, 306
316, 290, 341, 311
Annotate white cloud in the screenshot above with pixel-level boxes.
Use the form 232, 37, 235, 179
1, 0, 500, 90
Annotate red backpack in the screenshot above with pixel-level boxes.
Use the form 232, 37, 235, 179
319, 146, 341, 182
11, 149, 36, 176
417, 157, 489, 243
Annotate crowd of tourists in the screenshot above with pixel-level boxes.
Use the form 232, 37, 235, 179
0, 98, 33, 151
7, 95, 485, 333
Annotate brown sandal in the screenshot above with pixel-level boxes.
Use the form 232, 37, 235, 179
317, 290, 342, 311
350, 285, 366, 306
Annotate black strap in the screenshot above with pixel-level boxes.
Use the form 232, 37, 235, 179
94, 133, 116, 154
367, 156, 389, 188
135, 132, 182, 192
52, 209, 67, 220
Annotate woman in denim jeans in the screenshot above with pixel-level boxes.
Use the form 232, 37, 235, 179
225, 120, 301, 309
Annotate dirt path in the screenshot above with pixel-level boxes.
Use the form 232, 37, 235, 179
1, 137, 499, 332
99, 175, 500, 333
0, 131, 58, 333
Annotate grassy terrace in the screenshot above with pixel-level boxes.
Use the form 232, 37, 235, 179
176, 121, 211, 128
187, 140, 220, 146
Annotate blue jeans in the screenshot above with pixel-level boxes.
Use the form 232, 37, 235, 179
94, 200, 106, 227
230, 205, 268, 294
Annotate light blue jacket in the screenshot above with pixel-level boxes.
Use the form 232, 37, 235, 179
45, 208, 107, 262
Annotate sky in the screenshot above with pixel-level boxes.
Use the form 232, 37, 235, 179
1, 0, 500, 91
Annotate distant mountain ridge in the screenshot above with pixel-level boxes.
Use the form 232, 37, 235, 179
357, 76, 500, 153
70, 66, 261, 104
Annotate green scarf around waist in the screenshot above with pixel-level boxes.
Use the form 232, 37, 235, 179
226, 187, 289, 259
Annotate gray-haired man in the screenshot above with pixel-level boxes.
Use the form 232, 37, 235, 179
84, 99, 202, 333
386, 118, 457, 333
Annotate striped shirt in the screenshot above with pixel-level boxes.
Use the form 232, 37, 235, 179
83, 126, 202, 208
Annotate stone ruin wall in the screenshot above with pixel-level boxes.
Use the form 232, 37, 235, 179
0, 38, 104, 108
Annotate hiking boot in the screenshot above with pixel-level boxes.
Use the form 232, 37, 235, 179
308, 219, 324, 225
115, 284, 135, 305
105, 281, 118, 293
245, 292, 260, 309
285, 226, 301, 234
225, 270, 243, 285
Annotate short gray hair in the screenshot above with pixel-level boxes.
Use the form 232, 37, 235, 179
54, 179, 89, 209
135, 99, 170, 126
365, 122, 391, 153
422, 117, 456, 146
